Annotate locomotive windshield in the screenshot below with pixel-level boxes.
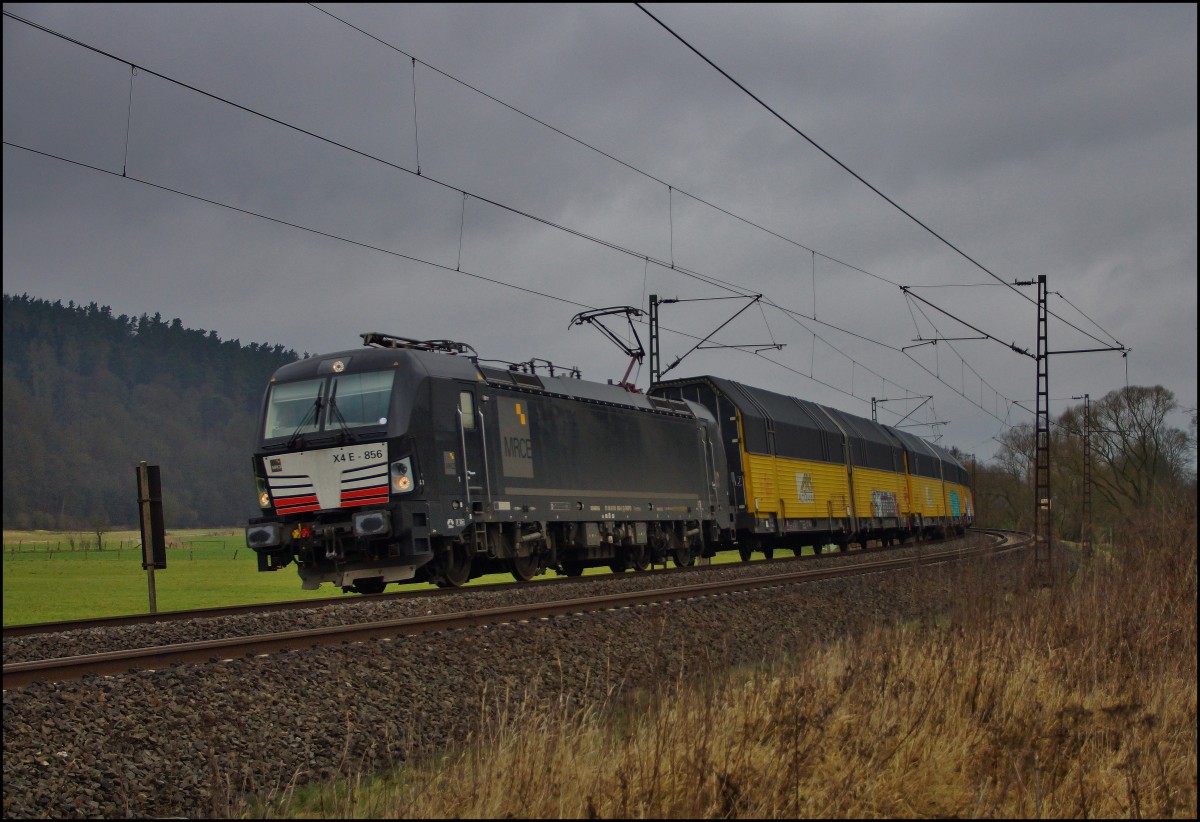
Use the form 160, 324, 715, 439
328, 371, 394, 427
262, 370, 395, 440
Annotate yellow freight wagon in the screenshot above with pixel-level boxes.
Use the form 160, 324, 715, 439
847, 464, 909, 523
742, 451, 852, 525
911, 473, 949, 519
888, 426, 950, 533
927, 441, 975, 535
819, 406, 911, 546
652, 376, 974, 552
654, 376, 859, 555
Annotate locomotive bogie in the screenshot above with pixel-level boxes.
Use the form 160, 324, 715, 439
419, 516, 697, 582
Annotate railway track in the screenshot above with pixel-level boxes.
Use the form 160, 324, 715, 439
4, 529, 1025, 689
2, 528, 998, 639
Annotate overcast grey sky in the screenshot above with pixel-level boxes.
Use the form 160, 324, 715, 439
3, 3, 1196, 462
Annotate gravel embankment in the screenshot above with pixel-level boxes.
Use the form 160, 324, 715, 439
4, 541, 1025, 819
4, 541, 971, 664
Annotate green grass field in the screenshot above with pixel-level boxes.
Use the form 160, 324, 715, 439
3, 529, 345, 625
2, 528, 785, 626
1, 528, 625, 626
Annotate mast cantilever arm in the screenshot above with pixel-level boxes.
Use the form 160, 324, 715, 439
569, 306, 645, 360
659, 294, 765, 378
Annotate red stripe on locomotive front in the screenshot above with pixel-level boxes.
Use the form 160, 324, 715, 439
341, 485, 389, 501
340, 485, 389, 507
274, 493, 320, 514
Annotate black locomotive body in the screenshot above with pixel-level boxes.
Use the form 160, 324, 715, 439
246, 334, 728, 592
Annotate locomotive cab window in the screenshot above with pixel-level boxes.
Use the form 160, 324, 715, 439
263, 371, 395, 439
459, 391, 476, 430
264, 378, 324, 439
329, 371, 394, 427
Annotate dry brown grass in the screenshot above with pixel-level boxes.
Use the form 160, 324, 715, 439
256, 502, 1197, 818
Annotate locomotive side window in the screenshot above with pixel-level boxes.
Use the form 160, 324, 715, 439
329, 371, 394, 427
264, 379, 324, 438
459, 391, 476, 430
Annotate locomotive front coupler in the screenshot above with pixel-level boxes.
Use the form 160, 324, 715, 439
308, 522, 352, 561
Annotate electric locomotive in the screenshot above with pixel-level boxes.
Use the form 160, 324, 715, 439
246, 333, 729, 593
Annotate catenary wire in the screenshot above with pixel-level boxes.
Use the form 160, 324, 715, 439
304, 2, 1100, 427
635, 3, 1126, 352
1, 9, 937, 412
3, 8, 1037, 431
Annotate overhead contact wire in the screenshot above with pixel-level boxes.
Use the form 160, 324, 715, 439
307, 2, 899, 289
304, 3, 1027, 418
636, 3, 1126, 352
4, 8, 979, 420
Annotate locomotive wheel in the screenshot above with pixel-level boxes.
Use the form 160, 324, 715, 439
509, 552, 541, 582
671, 543, 694, 568
443, 543, 472, 587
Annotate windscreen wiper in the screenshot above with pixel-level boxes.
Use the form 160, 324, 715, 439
285, 395, 323, 449
327, 382, 356, 443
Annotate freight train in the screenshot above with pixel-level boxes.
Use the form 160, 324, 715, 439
245, 333, 973, 593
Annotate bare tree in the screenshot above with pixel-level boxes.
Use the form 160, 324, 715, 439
984, 423, 1036, 530
1058, 385, 1194, 516
90, 515, 109, 552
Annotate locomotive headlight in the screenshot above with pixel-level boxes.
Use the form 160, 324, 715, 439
354, 510, 391, 537
246, 523, 281, 549
256, 477, 271, 510
390, 457, 415, 494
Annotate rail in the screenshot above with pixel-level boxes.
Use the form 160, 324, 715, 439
4, 529, 998, 639
3, 531, 1025, 690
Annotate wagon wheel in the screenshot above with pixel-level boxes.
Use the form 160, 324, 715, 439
628, 542, 650, 572
510, 552, 541, 582
561, 561, 585, 577
791, 546, 804, 557
761, 547, 775, 560
738, 545, 753, 562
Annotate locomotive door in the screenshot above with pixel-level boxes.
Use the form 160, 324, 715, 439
719, 394, 747, 512
455, 384, 490, 515
701, 424, 720, 514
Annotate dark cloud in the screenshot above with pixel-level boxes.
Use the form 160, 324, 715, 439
3, 3, 1196, 460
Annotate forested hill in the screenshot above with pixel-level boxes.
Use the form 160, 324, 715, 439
2, 294, 302, 529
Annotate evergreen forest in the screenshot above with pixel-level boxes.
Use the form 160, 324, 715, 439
3, 293, 1193, 537
2, 294, 301, 529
